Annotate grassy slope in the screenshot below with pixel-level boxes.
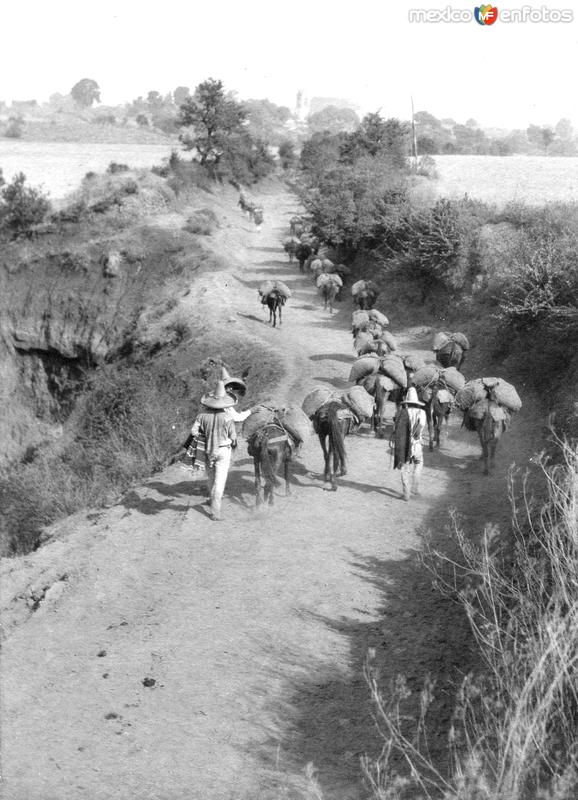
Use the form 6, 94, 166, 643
0, 169, 284, 555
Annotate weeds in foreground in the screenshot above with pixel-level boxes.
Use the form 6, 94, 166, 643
363, 437, 578, 800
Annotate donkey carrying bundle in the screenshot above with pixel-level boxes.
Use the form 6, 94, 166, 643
458, 376, 522, 474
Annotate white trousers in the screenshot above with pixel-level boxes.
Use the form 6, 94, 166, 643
400, 457, 423, 499
206, 446, 231, 518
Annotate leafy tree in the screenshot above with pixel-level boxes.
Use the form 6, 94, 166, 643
136, 113, 149, 128
307, 105, 360, 135
300, 131, 345, 185
173, 86, 190, 106
527, 124, 554, 154
0, 172, 50, 238
244, 98, 292, 145
341, 113, 410, 166
178, 78, 247, 166
70, 78, 100, 107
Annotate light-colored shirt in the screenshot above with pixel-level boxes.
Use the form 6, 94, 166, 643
191, 411, 237, 461
225, 406, 251, 423
407, 406, 427, 459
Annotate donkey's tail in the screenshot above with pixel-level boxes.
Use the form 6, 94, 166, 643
261, 433, 281, 487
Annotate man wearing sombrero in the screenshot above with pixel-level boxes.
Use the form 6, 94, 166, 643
392, 387, 427, 501
190, 380, 238, 521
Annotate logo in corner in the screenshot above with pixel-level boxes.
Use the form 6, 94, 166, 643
474, 4, 498, 25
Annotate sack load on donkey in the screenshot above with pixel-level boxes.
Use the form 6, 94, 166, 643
352, 310, 370, 333
258, 280, 275, 300
413, 364, 441, 388
354, 331, 375, 356
349, 353, 381, 383
242, 405, 277, 439
276, 405, 313, 447
316, 272, 342, 289
432, 331, 451, 351
403, 355, 425, 374
378, 354, 408, 388
380, 330, 397, 351
368, 309, 389, 327
273, 280, 292, 299
302, 386, 341, 419
451, 332, 470, 351
439, 366, 466, 393
363, 373, 397, 394
455, 379, 486, 410
342, 385, 375, 420
489, 379, 522, 412
351, 279, 379, 297
456, 377, 521, 414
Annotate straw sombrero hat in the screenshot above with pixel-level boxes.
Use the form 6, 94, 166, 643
201, 380, 238, 409
220, 367, 247, 397
400, 387, 425, 407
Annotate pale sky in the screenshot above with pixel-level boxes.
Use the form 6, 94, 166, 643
4, 0, 578, 129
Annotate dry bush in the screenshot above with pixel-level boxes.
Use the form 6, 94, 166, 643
364, 438, 578, 800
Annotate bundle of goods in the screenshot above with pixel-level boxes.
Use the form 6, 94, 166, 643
342, 385, 374, 419
259, 280, 292, 300
367, 321, 383, 338
439, 366, 466, 393
451, 332, 470, 351
432, 331, 451, 352
258, 280, 275, 298
380, 330, 397, 351
379, 354, 408, 388
455, 379, 487, 411
309, 258, 323, 273
349, 353, 380, 383
316, 273, 332, 289
354, 331, 375, 355
321, 258, 334, 271
403, 355, 425, 373
411, 363, 440, 389
351, 279, 379, 297
276, 405, 313, 445
352, 310, 370, 332
302, 387, 341, 418
368, 309, 389, 327
273, 280, 292, 299
242, 405, 277, 439
489, 379, 522, 412
328, 273, 343, 287
362, 373, 397, 395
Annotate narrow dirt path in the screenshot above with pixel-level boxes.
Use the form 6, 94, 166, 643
1, 184, 541, 800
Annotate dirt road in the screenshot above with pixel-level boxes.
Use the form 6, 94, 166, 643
1, 184, 540, 800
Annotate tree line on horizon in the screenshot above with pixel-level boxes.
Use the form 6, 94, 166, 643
1, 78, 577, 157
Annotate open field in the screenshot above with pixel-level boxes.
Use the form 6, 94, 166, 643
433, 154, 578, 205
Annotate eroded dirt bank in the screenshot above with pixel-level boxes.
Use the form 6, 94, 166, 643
1, 184, 542, 800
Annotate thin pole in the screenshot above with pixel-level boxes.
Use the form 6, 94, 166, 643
411, 95, 418, 169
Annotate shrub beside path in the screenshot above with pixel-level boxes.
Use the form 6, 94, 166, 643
1, 184, 542, 800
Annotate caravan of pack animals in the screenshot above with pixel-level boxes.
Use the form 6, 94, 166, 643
194, 191, 523, 513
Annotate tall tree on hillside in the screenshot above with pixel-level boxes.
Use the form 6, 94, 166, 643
178, 78, 247, 166
70, 78, 100, 107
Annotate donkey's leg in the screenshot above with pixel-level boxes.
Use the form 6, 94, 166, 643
319, 434, 331, 482
278, 303, 282, 326
284, 447, 292, 496
254, 456, 264, 506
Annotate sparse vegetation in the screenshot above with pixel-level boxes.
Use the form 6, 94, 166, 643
364, 438, 578, 800
0, 332, 282, 556
0, 172, 51, 238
